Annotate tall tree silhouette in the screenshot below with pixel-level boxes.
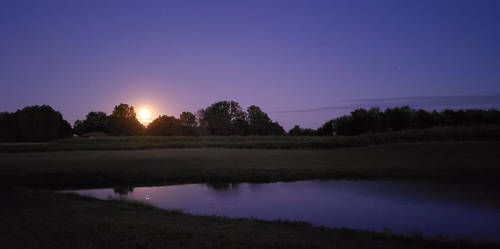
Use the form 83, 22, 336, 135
247, 105, 285, 135
148, 115, 181, 136
319, 106, 500, 136
106, 104, 144, 135
0, 105, 72, 142
198, 101, 248, 135
179, 111, 197, 135
73, 111, 108, 135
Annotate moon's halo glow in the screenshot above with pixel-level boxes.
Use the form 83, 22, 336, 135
137, 108, 153, 124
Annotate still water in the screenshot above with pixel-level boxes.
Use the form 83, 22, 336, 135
66, 180, 500, 241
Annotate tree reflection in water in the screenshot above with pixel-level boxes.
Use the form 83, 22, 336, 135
205, 182, 240, 191
113, 186, 134, 196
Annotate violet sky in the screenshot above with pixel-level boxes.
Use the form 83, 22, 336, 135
1, 0, 500, 129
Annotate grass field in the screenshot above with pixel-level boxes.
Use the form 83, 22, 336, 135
1, 141, 499, 189
2, 135, 500, 248
1, 188, 497, 249
1, 126, 500, 153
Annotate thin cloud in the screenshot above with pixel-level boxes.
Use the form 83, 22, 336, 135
271, 94, 500, 114
271, 104, 373, 114
342, 94, 500, 103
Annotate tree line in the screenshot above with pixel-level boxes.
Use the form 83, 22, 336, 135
2, 102, 500, 142
73, 101, 285, 136
311, 106, 500, 136
0, 105, 72, 142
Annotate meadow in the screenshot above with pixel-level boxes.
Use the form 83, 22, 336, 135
1, 126, 500, 153
1, 141, 499, 189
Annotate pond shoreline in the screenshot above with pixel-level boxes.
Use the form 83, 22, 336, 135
2, 187, 499, 249
63, 180, 500, 242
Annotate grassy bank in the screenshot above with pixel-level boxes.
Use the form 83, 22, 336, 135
1, 188, 497, 249
1, 126, 500, 153
2, 141, 499, 189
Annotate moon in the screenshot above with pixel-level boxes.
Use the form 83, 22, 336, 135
137, 108, 152, 124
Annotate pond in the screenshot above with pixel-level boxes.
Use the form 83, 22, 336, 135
65, 180, 500, 241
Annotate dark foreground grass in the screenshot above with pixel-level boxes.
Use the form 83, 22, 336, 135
1, 126, 500, 153
1, 141, 500, 189
1, 188, 497, 249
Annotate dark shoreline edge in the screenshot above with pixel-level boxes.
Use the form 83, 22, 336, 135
2, 187, 499, 249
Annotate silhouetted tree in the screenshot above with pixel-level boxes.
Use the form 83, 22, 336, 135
484, 109, 500, 125
247, 105, 270, 135
0, 112, 18, 142
85, 111, 107, 131
199, 101, 248, 135
195, 109, 209, 135
194, 101, 285, 136
440, 109, 475, 127
332, 115, 355, 135
148, 115, 181, 136
288, 125, 302, 136
267, 122, 286, 135
0, 105, 72, 142
179, 111, 197, 135
349, 107, 384, 134
384, 106, 412, 131
72, 120, 85, 135
412, 109, 435, 129
317, 120, 334, 136
319, 106, 500, 136
73, 111, 108, 135
247, 105, 285, 135
288, 125, 316, 136
106, 104, 144, 135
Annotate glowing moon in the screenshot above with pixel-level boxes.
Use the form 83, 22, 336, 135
137, 108, 152, 124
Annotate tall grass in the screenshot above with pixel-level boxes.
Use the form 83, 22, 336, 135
2, 141, 499, 189
1, 126, 499, 153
